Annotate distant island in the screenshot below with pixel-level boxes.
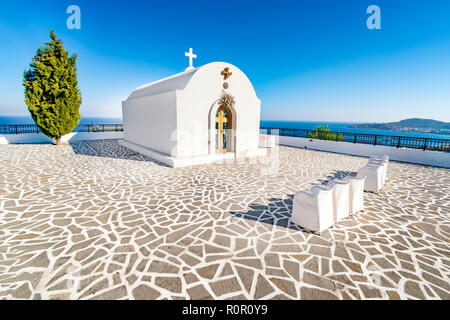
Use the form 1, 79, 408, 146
350, 118, 450, 135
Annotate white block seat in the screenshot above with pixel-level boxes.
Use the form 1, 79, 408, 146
357, 164, 384, 193
259, 134, 276, 148
368, 159, 388, 166
370, 155, 389, 162
291, 185, 335, 233
343, 176, 366, 215
368, 159, 388, 186
367, 158, 388, 186
324, 180, 351, 223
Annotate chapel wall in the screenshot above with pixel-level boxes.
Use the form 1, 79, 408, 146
122, 90, 178, 156
177, 62, 262, 158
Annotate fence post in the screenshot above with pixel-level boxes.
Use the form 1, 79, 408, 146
354, 133, 357, 143
374, 135, 378, 146
15, 125, 18, 135
423, 138, 428, 151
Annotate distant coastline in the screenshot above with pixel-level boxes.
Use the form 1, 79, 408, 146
350, 118, 450, 136
261, 120, 450, 139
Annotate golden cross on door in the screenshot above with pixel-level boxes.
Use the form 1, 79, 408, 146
215, 106, 229, 153
221, 67, 232, 80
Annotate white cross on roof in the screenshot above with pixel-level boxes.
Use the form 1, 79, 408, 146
184, 48, 197, 71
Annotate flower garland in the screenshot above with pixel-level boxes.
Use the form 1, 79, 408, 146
219, 93, 235, 109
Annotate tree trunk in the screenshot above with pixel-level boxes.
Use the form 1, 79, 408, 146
55, 137, 62, 145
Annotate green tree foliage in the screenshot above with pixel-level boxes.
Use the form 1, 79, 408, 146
308, 125, 345, 142
23, 30, 81, 144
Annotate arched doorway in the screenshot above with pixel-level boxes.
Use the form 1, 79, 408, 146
215, 105, 233, 153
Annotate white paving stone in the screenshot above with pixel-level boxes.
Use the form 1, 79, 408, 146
0, 140, 449, 300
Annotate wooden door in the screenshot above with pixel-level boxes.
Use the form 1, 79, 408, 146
215, 106, 231, 153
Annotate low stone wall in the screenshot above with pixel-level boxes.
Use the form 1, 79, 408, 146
1, 132, 448, 168
0, 132, 123, 144
278, 136, 450, 168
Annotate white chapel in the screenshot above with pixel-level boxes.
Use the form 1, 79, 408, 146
119, 49, 266, 167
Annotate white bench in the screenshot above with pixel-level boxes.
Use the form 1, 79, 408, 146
292, 185, 335, 233
259, 134, 276, 148
343, 176, 366, 215
368, 158, 388, 186
324, 180, 351, 223
357, 164, 384, 193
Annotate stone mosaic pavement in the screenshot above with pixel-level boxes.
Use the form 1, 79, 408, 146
0, 139, 449, 300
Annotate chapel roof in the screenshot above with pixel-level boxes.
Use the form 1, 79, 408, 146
126, 67, 199, 100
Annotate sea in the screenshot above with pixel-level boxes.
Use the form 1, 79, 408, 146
0, 116, 122, 125
1, 116, 449, 139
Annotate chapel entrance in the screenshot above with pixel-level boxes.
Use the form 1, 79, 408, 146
215, 105, 233, 153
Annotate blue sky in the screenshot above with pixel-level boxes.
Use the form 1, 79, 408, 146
0, 0, 449, 122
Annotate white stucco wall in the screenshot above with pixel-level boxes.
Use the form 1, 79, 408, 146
122, 90, 177, 156
278, 136, 450, 168
0, 132, 123, 145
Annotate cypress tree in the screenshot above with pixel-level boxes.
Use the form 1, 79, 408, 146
23, 30, 82, 145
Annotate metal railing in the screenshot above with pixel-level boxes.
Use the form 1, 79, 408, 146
0, 123, 124, 135
260, 127, 450, 152
1, 123, 449, 152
